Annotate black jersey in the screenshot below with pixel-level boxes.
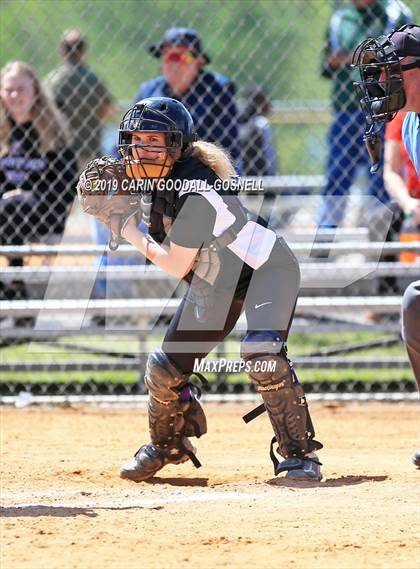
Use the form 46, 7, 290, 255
0, 121, 78, 236
0, 121, 77, 214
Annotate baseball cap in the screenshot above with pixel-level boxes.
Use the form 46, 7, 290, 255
148, 27, 211, 64
389, 24, 420, 58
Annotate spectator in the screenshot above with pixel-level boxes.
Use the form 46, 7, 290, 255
45, 29, 116, 302
319, 0, 412, 228
45, 28, 115, 170
382, 111, 420, 288
238, 86, 277, 176
0, 61, 78, 299
134, 27, 240, 165
365, 111, 420, 298
384, 110, 420, 224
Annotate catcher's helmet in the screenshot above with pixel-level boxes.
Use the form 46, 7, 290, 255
118, 97, 197, 179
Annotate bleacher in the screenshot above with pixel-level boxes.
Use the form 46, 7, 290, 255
1, 176, 419, 394
1, 247, 418, 378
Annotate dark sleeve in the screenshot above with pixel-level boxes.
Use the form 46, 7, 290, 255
241, 123, 266, 176
38, 147, 78, 212
134, 78, 164, 104
95, 76, 112, 106
211, 81, 240, 163
170, 193, 216, 249
134, 83, 148, 104
320, 33, 334, 79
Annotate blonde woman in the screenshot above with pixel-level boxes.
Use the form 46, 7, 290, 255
0, 61, 77, 249
105, 97, 323, 482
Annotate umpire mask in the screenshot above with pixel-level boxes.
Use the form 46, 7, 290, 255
352, 25, 420, 124
351, 24, 420, 173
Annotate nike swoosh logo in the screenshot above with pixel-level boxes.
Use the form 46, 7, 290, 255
254, 301, 273, 309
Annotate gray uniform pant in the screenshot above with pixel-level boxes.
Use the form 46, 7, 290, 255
163, 237, 300, 373
402, 280, 420, 390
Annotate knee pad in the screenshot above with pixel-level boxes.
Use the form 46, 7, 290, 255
241, 330, 284, 359
145, 349, 186, 404
241, 331, 290, 390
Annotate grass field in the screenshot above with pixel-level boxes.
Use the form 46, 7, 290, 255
0, 331, 414, 386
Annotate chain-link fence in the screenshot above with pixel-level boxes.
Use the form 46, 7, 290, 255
1, 0, 419, 398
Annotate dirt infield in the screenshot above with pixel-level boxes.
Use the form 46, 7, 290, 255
1, 401, 419, 569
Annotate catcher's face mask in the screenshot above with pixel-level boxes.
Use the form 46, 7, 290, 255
118, 100, 194, 180
125, 131, 177, 180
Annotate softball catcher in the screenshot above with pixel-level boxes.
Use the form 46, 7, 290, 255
77, 97, 323, 481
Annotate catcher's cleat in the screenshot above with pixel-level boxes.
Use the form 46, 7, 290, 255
276, 453, 322, 481
120, 438, 197, 482
412, 450, 420, 468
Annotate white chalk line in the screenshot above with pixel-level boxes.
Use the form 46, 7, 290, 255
1, 488, 271, 510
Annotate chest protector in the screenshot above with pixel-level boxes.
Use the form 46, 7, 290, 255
147, 185, 177, 244
147, 184, 248, 286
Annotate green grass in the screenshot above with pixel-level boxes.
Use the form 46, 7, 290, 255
0, 371, 138, 384
0, 331, 406, 360
2, 0, 418, 179
0, 331, 412, 385
1, 0, 334, 101
1, 369, 414, 385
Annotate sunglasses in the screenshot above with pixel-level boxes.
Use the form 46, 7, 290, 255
163, 51, 196, 64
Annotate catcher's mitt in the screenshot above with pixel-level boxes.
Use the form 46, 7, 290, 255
77, 156, 142, 250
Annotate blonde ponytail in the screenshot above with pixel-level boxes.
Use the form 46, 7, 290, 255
191, 141, 236, 180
